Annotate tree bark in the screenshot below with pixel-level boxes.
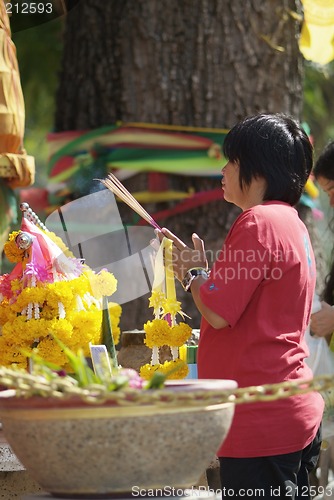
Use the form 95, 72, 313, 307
54, 0, 306, 330
56, 0, 303, 131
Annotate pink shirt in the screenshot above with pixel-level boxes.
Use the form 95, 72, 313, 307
199, 201, 324, 457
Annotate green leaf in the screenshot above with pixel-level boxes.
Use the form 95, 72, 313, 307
101, 296, 118, 368
146, 371, 167, 389
51, 335, 98, 387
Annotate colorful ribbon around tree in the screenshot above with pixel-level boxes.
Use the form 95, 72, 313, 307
139, 237, 192, 380
47, 122, 227, 185
46, 121, 320, 218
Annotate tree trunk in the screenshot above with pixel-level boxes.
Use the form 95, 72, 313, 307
54, 0, 305, 330
56, 0, 303, 131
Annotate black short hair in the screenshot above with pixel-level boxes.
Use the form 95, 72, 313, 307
313, 141, 334, 181
222, 113, 313, 206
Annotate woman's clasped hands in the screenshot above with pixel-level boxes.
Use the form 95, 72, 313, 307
154, 227, 208, 281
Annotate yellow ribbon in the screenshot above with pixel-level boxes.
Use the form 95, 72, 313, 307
164, 238, 177, 306
150, 237, 178, 323
151, 238, 165, 294
152, 237, 176, 300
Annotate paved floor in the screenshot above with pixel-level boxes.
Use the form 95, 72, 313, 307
0, 429, 43, 499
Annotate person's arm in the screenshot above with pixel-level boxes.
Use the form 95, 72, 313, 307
310, 301, 334, 339
189, 275, 229, 329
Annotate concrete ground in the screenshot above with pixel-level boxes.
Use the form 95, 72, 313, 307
0, 429, 43, 499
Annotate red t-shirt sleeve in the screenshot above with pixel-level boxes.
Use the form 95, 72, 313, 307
200, 216, 271, 328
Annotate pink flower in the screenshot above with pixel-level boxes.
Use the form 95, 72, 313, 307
24, 262, 54, 283
119, 368, 145, 389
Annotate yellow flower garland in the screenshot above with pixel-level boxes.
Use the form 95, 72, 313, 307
140, 237, 192, 381
3, 231, 26, 263
169, 323, 192, 348
144, 319, 192, 349
140, 358, 189, 380
86, 268, 118, 299
0, 227, 122, 370
143, 319, 171, 348
108, 302, 122, 345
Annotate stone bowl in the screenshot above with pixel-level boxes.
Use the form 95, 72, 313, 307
0, 379, 237, 498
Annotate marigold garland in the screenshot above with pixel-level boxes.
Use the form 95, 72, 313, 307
144, 319, 191, 349
3, 231, 25, 263
140, 237, 192, 381
143, 319, 171, 348
169, 323, 192, 347
140, 358, 189, 380
0, 217, 122, 370
87, 269, 118, 299
108, 302, 122, 345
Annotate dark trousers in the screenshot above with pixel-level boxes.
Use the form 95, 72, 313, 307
219, 426, 322, 500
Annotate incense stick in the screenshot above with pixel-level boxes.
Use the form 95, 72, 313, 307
99, 173, 161, 230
